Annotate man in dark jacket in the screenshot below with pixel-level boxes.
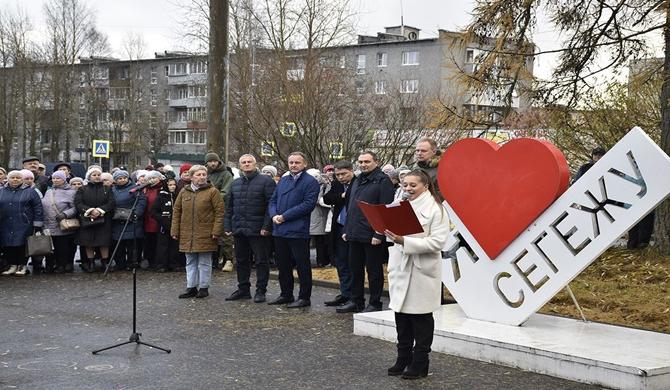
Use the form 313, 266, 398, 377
322, 159, 356, 308
205, 151, 235, 271
337, 151, 395, 313
23, 156, 49, 195
268, 152, 319, 308
224, 154, 276, 303
412, 138, 442, 200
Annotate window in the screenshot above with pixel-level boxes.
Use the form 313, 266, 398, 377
119, 67, 129, 80
149, 112, 157, 129
165, 66, 169, 76
79, 93, 86, 110
190, 60, 207, 74
339, 55, 346, 69
401, 51, 420, 65
97, 88, 109, 100
109, 109, 126, 122
374, 107, 386, 123
188, 85, 207, 98
401, 79, 419, 93
376, 52, 387, 67
189, 130, 206, 144
150, 89, 157, 106
164, 111, 172, 123
93, 67, 108, 80
355, 79, 365, 95
177, 87, 188, 99
96, 110, 108, 124
80, 71, 87, 87
150, 66, 158, 84
176, 110, 187, 122
163, 89, 170, 101
170, 63, 188, 76
374, 80, 386, 95
110, 87, 128, 100
356, 54, 366, 74
465, 49, 475, 64
169, 131, 187, 144
188, 107, 206, 121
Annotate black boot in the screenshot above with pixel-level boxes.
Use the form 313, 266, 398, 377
401, 357, 429, 380
179, 287, 198, 299
388, 354, 412, 376
80, 260, 94, 273
196, 288, 209, 298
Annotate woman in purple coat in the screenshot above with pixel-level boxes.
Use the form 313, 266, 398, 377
42, 171, 78, 273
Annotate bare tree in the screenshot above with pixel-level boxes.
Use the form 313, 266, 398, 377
43, 0, 110, 161
462, 0, 670, 253
121, 32, 146, 61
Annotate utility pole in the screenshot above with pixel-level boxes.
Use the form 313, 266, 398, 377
208, 0, 229, 159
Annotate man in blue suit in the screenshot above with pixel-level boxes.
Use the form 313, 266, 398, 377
268, 152, 320, 308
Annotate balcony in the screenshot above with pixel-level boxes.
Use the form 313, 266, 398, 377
167, 73, 207, 86
168, 98, 188, 107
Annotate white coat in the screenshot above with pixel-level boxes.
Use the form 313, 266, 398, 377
388, 190, 449, 314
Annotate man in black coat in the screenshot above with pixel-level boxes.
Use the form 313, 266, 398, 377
23, 156, 49, 195
224, 154, 277, 303
322, 160, 356, 308
337, 151, 395, 313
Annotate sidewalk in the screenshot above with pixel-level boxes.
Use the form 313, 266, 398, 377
0, 272, 595, 389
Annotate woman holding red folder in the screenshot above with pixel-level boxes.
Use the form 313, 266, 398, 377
384, 170, 449, 380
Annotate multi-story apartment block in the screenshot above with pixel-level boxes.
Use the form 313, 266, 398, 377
0, 26, 533, 169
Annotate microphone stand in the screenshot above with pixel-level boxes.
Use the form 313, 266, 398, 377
93, 186, 170, 355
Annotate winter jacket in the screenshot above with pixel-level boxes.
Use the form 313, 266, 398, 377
413, 156, 442, 200
269, 171, 319, 239
41, 184, 77, 236
0, 184, 44, 247
143, 182, 162, 233
309, 183, 331, 235
344, 167, 395, 242
323, 176, 356, 230
74, 181, 116, 247
388, 191, 449, 314
207, 160, 234, 200
224, 170, 276, 236
112, 181, 147, 241
150, 183, 180, 235
171, 183, 225, 253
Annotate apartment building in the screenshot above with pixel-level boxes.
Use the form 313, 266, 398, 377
1, 26, 533, 168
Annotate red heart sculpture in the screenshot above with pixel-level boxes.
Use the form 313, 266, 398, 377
438, 138, 570, 259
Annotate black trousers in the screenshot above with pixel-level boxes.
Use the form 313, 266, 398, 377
113, 239, 138, 269
348, 240, 385, 308
234, 235, 270, 293
155, 232, 180, 270
312, 234, 330, 266
49, 235, 76, 269
274, 237, 312, 300
3, 245, 26, 266
627, 211, 655, 249
395, 312, 434, 361
143, 233, 158, 268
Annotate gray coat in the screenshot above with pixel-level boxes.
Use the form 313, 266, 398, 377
41, 184, 77, 236
309, 183, 331, 236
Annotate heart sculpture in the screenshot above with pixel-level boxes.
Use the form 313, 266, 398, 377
438, 138, 570, 259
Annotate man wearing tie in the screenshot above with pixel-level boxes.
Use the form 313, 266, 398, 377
322, 160, 356, 308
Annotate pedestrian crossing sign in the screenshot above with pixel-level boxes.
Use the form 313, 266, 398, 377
92, 140, 110, 158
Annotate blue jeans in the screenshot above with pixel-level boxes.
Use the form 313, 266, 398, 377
185, 252, 213, 289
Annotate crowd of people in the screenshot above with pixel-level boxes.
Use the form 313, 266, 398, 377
0, 138, 447, 379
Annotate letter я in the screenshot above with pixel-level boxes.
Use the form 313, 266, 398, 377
357, 200, 423, 236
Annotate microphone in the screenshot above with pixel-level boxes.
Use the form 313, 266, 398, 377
129, 181, 152, 193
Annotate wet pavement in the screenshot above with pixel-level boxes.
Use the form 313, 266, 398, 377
0, 270, 598, 389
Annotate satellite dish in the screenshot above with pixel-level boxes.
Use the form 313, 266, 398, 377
408, 31, 417, 40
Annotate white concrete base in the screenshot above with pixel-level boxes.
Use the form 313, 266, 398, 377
354, 304, 670, 390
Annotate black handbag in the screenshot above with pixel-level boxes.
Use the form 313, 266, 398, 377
80, 216, 105, 228
26, 232, 54, 257
113, 208, 132, 221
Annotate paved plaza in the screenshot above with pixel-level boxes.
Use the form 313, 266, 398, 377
0, 271, 596, 389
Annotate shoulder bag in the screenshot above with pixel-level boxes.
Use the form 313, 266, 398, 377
51, 191, 80, 231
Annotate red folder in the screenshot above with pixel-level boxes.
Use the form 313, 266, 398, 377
357, 200, 424, 236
